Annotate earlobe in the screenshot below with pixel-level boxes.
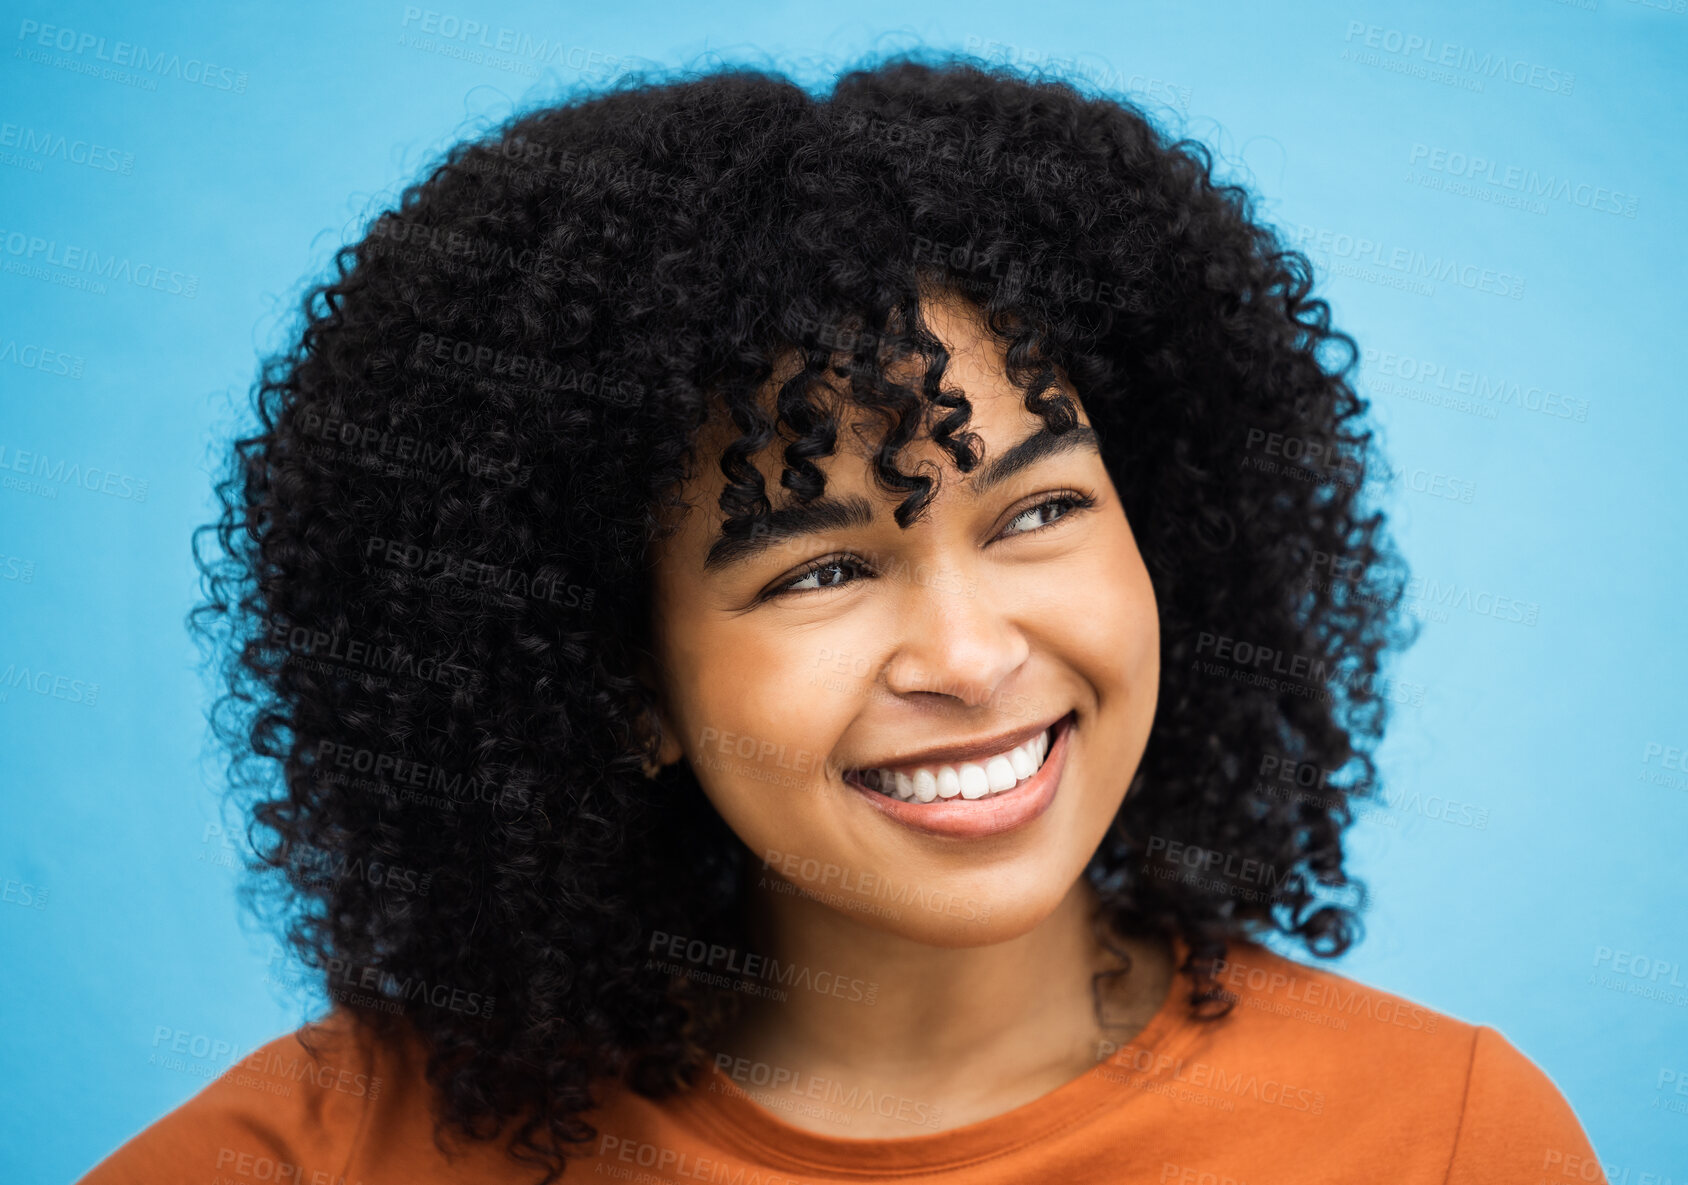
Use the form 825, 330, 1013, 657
638, 704, 685, 779
631, 653, 685, 777
654, 711, 684, 769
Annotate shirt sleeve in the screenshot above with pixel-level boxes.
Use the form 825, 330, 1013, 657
73, 1013, 375, 1185
1443, 1024, 1607, 1185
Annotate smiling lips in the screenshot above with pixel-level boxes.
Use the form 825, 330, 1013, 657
845, 726, 1053, 802
842, 711, 1075, 839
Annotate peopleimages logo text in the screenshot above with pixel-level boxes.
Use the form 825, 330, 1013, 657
1409, 145, 1637, 218
1285, 223, 1524, 300
15, 20, 248, 92
0, 227, 198, 297
1341, 22, 1574, 94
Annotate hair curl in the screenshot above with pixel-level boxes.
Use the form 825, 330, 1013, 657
191, 51, 1413, 1183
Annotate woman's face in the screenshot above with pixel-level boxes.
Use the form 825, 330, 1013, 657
644, 293, 1160, 947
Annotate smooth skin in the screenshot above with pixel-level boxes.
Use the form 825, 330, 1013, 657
641, 288, 1171, 1136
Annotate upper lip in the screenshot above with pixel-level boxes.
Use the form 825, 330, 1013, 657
843, 711, 1069, 774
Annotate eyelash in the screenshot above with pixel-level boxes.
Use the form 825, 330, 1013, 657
761, 490, 1100, 601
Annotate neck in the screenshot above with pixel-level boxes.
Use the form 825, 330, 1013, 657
705, 866, 1175, 1128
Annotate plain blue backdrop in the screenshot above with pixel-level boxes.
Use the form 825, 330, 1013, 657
3, 1, 1685, 1181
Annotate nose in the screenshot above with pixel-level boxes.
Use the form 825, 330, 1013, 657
881, 570, 1030, 709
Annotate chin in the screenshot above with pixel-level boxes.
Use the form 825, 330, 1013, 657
825, 867, 1077, 949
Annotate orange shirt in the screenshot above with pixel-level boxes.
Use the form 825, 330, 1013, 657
76, 938, 1608, 1185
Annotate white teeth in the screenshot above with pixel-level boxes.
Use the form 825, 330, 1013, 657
912, 769, 938, 802
1008, 747, 1036, 780
851, 725, 1055, 803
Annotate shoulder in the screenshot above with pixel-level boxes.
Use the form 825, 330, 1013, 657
1201, 941, 1602, 1179
75, 1011, 381, 1185
1443, 1025, 1606, 1183
74, 1008, 620, 1183
1207, 938, 1461, 1052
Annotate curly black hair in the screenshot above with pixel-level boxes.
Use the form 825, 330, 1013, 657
190, 51, 1412, 1183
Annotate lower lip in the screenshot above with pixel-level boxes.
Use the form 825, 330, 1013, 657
843, 711, 1076, 839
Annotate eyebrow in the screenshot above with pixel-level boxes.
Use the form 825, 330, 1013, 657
701, 422, 1102, 573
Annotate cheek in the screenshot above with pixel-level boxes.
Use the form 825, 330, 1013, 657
665, 616, 863, 803
714, 624, 861, 722
1059, 526, 1160, 684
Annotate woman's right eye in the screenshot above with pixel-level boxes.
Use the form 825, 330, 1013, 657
767, 556, 874, 599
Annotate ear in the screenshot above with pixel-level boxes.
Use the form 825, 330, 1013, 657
631, 651, 684, 772
649, 705, 684, 769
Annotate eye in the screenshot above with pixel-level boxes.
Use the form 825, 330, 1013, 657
773, 556, 875, 597
1000, 491, 1096, 538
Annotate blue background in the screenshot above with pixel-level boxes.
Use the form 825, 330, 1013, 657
3, 1, 1684, 1180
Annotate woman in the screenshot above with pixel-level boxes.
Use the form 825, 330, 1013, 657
79, 54, 1605, 1185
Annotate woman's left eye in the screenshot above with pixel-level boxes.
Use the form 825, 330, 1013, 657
779, 556, 873, 595
1000, 492, 1095, 538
